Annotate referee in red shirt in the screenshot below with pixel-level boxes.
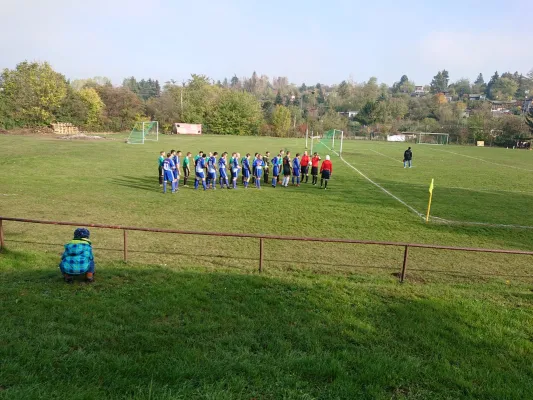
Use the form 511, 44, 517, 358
320, 155, 333, 190
300, 151, 310, 183
311, 152, 321, 185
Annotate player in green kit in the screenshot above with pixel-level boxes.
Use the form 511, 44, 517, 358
183, 152, 191, 186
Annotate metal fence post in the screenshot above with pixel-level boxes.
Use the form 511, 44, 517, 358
400, 245, 409, 283
259, 238, 264, 272
0, 219, 4, 251
123, 230, 128, 262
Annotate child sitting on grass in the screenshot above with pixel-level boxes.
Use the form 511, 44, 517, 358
59, 228, 95, 284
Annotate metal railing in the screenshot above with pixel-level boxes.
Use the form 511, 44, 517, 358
1, 216, 532, 282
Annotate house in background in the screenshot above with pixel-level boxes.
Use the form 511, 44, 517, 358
469, 94, 486, 101
338, 111, 359, 119
412, 86, 427, 97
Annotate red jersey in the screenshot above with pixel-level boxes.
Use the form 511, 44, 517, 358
320, 160, 333, 173
301, 155, 310, 167
311, 156, 320, 168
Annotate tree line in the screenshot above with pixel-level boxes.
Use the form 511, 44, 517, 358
0, 61, 532, 145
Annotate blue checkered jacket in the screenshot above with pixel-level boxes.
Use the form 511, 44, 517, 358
59, 239, 94, 275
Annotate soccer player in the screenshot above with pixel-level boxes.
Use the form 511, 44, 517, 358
300, 151, 310, 183
59, 228, 95, 284
174, 150, 182, 191
271, 153, 280, 187
242, 153, 251, 188
320, 155, 333, 190
263, 151, 270, 184
292, 153, 301, 186
162, 153, 177, 193
282, 151, 291, 187
253, 154, 263, 189
403, 147, 413, 168
207, 152, 218, 189
232, 152, 241, 189
229, 152, 236, 184
194, 150, 203, 163
311, 152, 321, 185
194, 153, 207, 190
182, 152, 191, 186
240, 153, 247, 185
218, 152, 230, 189
158, 151, 165, 186
252, 152, 258, 184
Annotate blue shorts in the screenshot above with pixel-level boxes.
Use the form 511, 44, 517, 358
273, 167, 279, 177
173, 170, 179, 179
196, 171, 205, 179
220, 170, 227, 178
164, 170, 174, 182
255, 169, 263, 178
232, 169, 239, 178
293, 169, 300, 177
208, 172, 216, 180
243, 169, 250, 178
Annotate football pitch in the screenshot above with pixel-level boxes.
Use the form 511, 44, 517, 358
1, 133, 533, 399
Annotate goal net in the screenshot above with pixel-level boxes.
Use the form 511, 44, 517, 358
127, 121, 159, 144
311, 129, 344, 156
417, 133, 449, 145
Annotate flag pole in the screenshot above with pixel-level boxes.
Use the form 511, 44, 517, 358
426, 179, 434, 223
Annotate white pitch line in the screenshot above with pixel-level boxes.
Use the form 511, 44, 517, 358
324, 144, 533, 230
368, 149, 403, 164
320, 142, 425, 219
427, 147, 533, 173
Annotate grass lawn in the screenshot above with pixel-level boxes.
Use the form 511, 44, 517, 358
1, 133, 532, 398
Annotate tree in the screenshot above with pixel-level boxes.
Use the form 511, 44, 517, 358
474, 73, 485, 86
72, 76, 111, 91
490, 77, 518, 100
230, 75, 241, 90
206, 90, 263, 135
430, 70, 450, 93
452, 78, 471, 98
54, 86, 89, 128
526, 108, 533, 135
271, 105, 291, 137
78, 87, 104, 128
486, 71, 499, 98
274, 91, 283, 105
392, 75, 415, 94
355, 101, 378, 126
95, 86, 144, 131
1, 61, 68, 126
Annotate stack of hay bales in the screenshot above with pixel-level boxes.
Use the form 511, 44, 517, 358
51, 123, 80, 135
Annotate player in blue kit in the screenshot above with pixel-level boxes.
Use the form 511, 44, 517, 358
207, 152, 218, 190
194, 154, 208, 190
171, 150, 181, 191
162, 153, 177, 193
292, 153, 301, 186
271, 153, 280, 187
218, 152, 230, 189
252, 154, 263, 189
232, 152, 241, 189
242, 153, 251, 188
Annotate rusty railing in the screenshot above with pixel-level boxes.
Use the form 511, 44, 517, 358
1, 216, 532, 282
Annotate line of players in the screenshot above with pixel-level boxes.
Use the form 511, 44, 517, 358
159, 149, 333, 193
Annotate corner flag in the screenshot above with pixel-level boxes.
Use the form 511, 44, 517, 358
426, 179, 434, 223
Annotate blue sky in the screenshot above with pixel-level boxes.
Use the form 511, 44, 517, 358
1, 0, 531, 86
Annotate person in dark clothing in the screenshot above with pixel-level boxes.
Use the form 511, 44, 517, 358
263, 152, 270, 184
403, 147, 413, 168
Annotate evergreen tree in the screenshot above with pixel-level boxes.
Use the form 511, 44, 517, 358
486, 71, 499, 98
430, 70, 449, 93
275, 91, 283, 105
474, 73, 485, 85
526, 108, 533, 135
299, 83, 307, 93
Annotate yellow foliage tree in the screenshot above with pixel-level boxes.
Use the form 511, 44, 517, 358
78, 88, 104, 128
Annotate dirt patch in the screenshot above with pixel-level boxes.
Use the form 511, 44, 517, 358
58, 133, 105, 140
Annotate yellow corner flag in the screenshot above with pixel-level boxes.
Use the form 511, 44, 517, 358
426, 179, 434, 223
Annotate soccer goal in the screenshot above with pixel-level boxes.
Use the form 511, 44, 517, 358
417, 132, 449, 145
311, 129, 344, 156
127, 121, 159, 144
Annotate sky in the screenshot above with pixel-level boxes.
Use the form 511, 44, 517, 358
1, 0, 531, 87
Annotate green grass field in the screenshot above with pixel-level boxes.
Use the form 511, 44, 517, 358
1, 133, 532, 399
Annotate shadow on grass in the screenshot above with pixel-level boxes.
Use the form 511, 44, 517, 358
110, 175, 160, 192
1, 249, 532, 399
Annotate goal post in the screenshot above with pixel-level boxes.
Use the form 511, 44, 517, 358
417, 132, 449, 145
313, 129, 344, 156
127, 121, 159, 144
